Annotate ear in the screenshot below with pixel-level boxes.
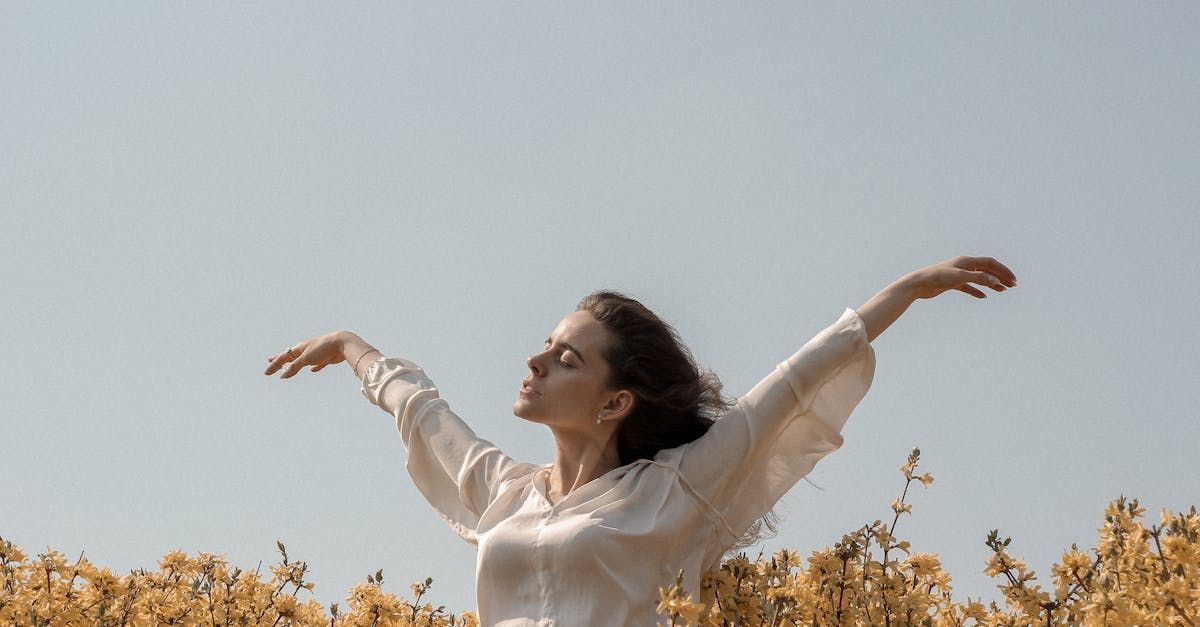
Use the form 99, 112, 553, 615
601, 389, 636, 422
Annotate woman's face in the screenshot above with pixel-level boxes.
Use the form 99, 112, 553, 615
513, 310, 625, 429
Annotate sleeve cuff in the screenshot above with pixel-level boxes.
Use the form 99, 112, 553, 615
776, 306, 871, 415
359, 356, 425, 405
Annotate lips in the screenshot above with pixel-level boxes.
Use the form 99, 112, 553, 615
520, 381, 541, 397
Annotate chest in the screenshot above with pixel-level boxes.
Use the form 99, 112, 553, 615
475, 466, 715, 577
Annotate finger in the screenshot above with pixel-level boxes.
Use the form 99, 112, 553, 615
971, 271, 1006, 292
264, 344, 301, 375
310, 363, 328, 373
280, 359, 301, 378
955, 284, 986, 299
972, 257, 1017, 286
280, 348, 315, 379
980, 257, 1016, 286
993, 259, 1017, 286
264, 353, 286, 375
264, 351, 291, 375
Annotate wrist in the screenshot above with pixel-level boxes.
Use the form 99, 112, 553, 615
337, 332, 382, 377
894, 272, 924, 300
351, 347, 381, 374
334, 331, 356, 355
335, 331, 369, 361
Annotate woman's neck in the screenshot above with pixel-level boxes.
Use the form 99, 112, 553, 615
546, 426, 622, 502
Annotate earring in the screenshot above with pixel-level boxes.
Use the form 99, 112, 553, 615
596, 411, 606, 425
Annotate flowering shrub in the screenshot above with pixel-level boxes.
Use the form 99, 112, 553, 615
3, 447, 1196, 626
657, 447, 1200, 626
0, 538, 476, 626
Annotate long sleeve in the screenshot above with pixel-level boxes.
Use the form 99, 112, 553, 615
676, 307, 876, 545
360, 356, 539, 546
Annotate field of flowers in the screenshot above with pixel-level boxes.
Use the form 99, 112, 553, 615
2, 448, 1196, 626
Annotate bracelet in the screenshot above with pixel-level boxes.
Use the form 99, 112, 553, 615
353, 348, 382, 375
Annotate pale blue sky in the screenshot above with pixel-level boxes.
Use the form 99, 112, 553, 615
3, 2, 1198, 616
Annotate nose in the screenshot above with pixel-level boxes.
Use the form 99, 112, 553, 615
526, 354, 544, 377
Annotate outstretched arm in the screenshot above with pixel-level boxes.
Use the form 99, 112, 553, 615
857, 255, 1018, 343
677, 254, 1016, 547
263, 330, 536, 547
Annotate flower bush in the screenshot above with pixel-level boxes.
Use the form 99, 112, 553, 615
657, 447, 1200, 626
0, 538, 476, 626
3, 447, 1196, 626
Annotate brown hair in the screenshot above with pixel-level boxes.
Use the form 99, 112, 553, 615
576, 290, 778, 553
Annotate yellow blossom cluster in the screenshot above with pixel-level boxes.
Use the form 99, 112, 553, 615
0, 539, 477, 626
657, 447, 1200, 626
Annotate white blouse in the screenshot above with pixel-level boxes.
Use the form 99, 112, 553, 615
360, 307, 876, 626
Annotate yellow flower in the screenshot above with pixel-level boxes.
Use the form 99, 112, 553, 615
157, 549, 188, 572
1162, 535, 1197, 567
272, 594, 298, 616
983, 553, 1007, 577
1059, 547, 1092, 572
904, 553, 941, 577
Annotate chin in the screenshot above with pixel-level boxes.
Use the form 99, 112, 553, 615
512, 403, 545, 424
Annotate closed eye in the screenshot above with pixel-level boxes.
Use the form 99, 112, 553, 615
544, 337, 584, 368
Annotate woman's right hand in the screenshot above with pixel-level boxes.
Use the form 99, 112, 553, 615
264, 331, 349, 379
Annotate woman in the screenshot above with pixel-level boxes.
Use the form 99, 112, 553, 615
264, 255, 1017, 626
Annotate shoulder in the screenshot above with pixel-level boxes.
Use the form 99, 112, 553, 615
649, 446, 685, 468
495, 461, 546, 494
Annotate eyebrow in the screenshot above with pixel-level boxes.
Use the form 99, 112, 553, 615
545, 337, 587, 365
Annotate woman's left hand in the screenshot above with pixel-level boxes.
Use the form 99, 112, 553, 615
903, 256, 1018, 300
